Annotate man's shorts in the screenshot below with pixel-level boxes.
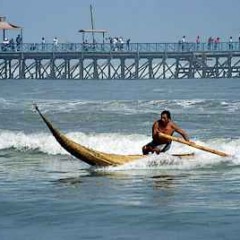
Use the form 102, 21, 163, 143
145, 140, 172, 152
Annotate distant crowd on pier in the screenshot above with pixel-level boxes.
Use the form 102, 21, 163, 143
82, 37, 131, 51
178, 35, 240, 51
1, 34, 22, 51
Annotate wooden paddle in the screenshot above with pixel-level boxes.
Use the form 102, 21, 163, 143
159, 132, 230, 157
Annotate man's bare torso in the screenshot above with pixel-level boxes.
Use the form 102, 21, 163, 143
152, 120, 175, 144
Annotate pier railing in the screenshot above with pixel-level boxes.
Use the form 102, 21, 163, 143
1, 42, 240, 53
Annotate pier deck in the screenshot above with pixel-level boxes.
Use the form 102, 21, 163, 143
1, 42, 240, 79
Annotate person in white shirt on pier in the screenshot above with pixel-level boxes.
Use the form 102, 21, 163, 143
53, 37, 58, 46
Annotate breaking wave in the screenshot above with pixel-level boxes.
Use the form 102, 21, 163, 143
0, 130, 239, 170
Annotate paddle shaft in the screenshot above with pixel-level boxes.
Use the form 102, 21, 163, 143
159, 133, 229, 157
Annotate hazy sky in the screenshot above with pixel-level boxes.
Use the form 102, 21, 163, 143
1, 0, 240, 43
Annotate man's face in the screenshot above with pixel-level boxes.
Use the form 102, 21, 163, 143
161, 113, 169, 126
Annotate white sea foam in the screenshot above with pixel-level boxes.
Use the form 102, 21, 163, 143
223, 101, 240, 113
0, 98, 19, 110
174, 99, 206, 108
0, 130, 239, 170
104, 140, 239, 171
31, 99, 211, 115
2, 99, 240, 117
0, 130, 65, 155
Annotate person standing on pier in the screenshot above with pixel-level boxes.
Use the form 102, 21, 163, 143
53, 37, 58, 50
196, 35, 200, 50
41, 37, 46, 51
229, 36, 233, 50
2, 38, 10, 51
126, 38, 130, 51
238, 34, 240, 50
16, 34, 22, 51
181, 36, 186, 51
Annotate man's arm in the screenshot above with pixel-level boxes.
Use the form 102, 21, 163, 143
152, 121, 159, 136
172, 123, 189, 141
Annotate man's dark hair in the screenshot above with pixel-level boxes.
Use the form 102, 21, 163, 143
161, 110, 171, 119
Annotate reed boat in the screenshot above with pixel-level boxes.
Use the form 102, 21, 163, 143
34, 105, 194, 166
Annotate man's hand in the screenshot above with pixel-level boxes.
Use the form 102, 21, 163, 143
153, 147, 160, 155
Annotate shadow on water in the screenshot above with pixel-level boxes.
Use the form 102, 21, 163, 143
53, 168, 132, 185
57, 176, 83, 185
53, 166, 192, 190
150, 174, 191, 190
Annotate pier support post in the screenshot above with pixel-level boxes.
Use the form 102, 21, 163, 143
163, 54, 166, 79
202, 54, 206, 79
93, 58, 98, 79
228, 54, 232, 78
19, 56, 25, 79
79, 57, 83, 79
121, 58, 125, 79
50, 58, 55, 79
175, 57, 179, 79
135, 54, 139, 79
149, 58, 153, 79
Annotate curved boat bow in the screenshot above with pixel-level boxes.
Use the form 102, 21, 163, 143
34, 105, 143, 166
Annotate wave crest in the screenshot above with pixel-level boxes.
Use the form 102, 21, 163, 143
0, 130, 239, 169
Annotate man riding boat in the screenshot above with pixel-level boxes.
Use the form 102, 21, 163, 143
142, 110, 190, 155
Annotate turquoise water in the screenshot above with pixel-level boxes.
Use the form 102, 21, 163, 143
0, 79, 240, 240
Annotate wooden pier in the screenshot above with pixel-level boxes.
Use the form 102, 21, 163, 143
1, 42, 240, 79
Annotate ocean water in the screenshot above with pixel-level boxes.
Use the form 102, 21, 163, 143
0, 78, 240, 240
